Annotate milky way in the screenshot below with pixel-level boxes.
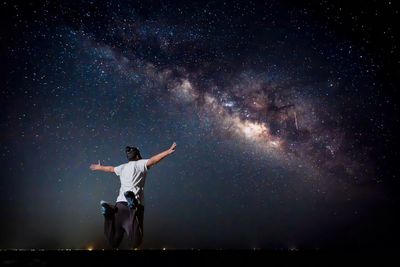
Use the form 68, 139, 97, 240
76, 28, 373, 186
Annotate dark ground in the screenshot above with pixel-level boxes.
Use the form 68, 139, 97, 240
0, 250, 398, 267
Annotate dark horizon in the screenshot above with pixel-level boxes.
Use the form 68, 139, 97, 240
1, 0, 399, 250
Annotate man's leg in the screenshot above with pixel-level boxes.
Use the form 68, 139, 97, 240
124, 205, 144, 249
103, 202, 124, 248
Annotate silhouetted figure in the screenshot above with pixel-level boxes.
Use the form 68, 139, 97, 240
90, 142, 177, 249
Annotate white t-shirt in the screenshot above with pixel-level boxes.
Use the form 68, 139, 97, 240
114, 159, 149, 205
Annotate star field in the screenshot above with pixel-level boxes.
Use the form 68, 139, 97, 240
1, 0, 399, 249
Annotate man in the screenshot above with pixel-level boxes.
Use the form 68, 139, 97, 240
89, 142, 177, 249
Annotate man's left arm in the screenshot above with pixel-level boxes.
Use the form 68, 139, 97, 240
90, 160, 115, 173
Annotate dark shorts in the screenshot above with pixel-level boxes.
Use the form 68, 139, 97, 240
103, 201, 144, 249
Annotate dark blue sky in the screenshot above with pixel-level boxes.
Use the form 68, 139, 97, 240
1, 0, 399, 249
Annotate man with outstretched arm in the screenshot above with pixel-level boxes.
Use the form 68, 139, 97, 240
89, 142, 177, 249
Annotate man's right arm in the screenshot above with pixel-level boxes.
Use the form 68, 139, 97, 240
146, 142, 177, 169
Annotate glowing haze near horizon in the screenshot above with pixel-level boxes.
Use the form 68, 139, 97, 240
1, 0, 399, 249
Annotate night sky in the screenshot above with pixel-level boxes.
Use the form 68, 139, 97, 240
1, 0, 399, 250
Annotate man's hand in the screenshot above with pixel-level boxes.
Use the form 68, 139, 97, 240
90, 160, 102, 171
168, 142, 177, 154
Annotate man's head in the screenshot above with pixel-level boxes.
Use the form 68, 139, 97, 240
125, 146, 142, 161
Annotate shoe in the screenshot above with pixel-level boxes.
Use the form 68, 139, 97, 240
100, 200, 114, 216
124, 191, 138, 209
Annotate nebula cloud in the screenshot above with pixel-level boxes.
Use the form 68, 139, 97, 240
80, 37, 371, 184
